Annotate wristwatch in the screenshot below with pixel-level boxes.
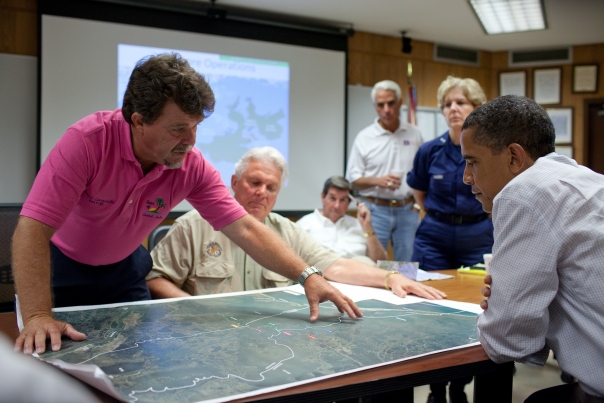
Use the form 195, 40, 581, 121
298, 266, 323, 287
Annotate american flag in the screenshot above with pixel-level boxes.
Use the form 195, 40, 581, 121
407, 62, 417, 126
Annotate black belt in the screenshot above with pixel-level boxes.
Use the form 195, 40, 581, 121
362, 196, 414, 207
427, 210, 488, 225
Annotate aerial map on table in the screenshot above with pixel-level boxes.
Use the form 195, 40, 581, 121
37, 287, 479, 403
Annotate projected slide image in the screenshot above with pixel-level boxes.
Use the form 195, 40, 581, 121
118, 44, 289, 186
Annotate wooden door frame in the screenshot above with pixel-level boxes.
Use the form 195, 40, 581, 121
583, 98, 604, 166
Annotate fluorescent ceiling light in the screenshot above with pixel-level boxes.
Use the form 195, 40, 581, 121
469, 0, 547, 35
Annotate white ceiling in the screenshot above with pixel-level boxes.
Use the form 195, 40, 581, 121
199, 0, 604, 52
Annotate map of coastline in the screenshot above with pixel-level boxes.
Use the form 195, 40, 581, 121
40, 290, 478, 403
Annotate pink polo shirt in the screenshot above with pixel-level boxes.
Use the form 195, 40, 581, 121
22, 109, 246, 265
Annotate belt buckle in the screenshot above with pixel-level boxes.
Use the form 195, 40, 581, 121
453, 215, 463, 224
389, 199, 398, 206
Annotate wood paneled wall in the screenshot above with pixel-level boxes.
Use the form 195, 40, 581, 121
0, 0, 37, 56
350, 31, 604, 165
3, 4, 603, 165
349, 32, 494, 108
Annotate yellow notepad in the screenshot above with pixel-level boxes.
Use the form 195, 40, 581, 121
457, 264, 487, 275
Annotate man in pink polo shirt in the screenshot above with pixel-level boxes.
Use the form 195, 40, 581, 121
12, 53, 362, 355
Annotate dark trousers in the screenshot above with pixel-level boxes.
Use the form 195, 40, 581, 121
51, 244, 152, 307
430, 376, 473, 400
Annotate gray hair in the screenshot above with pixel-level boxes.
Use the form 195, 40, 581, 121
234, 147, 289, 185
437, 76, 487, 110
322, 176, 351, 196
371, 80, 402, 103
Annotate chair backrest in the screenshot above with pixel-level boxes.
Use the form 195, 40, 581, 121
0, 204, 22, 312
148, 225, 172, 251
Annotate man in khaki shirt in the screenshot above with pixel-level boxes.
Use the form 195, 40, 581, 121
146, 147, 445, 300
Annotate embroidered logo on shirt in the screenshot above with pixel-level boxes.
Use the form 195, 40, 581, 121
146, 198, 166, 214
433, 175, 444, 180
206, 242, 222, 257
403, 140, 410, 145
85, 191, 115, 206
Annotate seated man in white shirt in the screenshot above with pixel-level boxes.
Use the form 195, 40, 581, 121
146, 147, 445, 301
296, 176, 388, 265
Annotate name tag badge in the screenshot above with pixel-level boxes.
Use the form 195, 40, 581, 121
433, 174, 444, 180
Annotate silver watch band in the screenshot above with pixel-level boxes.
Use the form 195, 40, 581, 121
298, 266, 323, 287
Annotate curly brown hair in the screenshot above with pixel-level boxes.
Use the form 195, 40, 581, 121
121, 53, 215, 125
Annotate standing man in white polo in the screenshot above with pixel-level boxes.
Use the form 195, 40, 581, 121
346, 80, 423, 261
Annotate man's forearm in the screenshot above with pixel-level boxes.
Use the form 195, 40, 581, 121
147, 277, 191, 299
352, 177, 378, 190
365, 234, 388, 262
323, 258, 384, 288
12, 217, 56, 323
221, 215, 307, 280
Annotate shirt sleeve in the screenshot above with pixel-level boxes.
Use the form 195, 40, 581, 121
185, 154, 247, 231
277, 217, 339, 271
21, 127, 92, 229
477, 197, 558, 366
346, 138, 366, 183
406, 143, 431, 192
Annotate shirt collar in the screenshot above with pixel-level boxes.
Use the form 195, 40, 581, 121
117, 109, 168, 174
371, 117, 407, 136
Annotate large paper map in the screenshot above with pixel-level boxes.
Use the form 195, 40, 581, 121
37, 286, 479, 403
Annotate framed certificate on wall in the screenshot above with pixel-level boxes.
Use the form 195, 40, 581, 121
534, 68, 562, 105
546, 107, 573, 144
499, 71, 526, 97
573, 64, 598, 93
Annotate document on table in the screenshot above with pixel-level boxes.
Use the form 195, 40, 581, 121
416, 269, 454, 281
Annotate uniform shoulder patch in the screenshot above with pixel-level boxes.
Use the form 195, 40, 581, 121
206, 242, 222, 257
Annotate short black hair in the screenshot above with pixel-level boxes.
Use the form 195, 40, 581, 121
122, 53, 215, 125
461, 95, 555, 160
322, 176, 351, 196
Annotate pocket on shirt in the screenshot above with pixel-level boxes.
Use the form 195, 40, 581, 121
429, 172, 455, 195
193, 261, 238, 295
262, 268, 291, 287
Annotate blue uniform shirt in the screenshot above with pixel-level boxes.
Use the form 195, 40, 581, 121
407, 132, 484, 216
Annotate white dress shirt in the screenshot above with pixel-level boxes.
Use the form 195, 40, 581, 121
477, 153, 604, 398
346, 118, 423, 199
296, 209, 367, 259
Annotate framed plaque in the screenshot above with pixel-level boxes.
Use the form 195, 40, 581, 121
546, 107, 573, 144
534, 68, 562, 105
573, 64, 598, 93
499, 71, 526, 97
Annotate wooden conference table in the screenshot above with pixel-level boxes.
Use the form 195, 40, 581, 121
0, 270, 513, 403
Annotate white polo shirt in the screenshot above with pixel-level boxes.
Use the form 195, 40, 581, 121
346, 118, 423, 200
296, 209, 367, 259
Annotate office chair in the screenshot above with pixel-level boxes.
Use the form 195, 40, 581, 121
0, 204, 22, 313
148, 225, 172, 251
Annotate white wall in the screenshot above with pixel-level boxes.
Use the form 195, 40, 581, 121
0, 53, 37, 203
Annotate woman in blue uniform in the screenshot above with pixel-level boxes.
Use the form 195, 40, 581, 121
407, 76, 493, 272
407, 76, 493, 403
